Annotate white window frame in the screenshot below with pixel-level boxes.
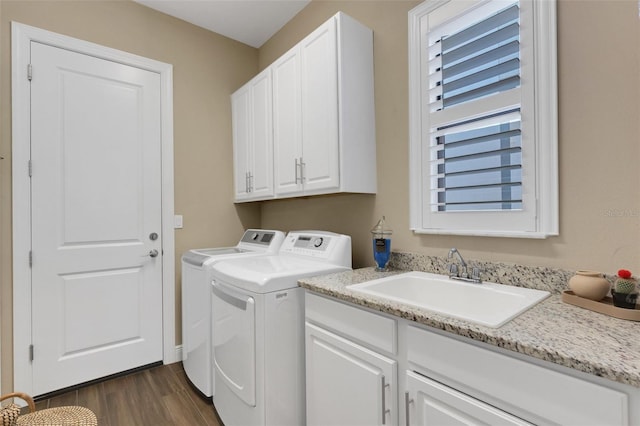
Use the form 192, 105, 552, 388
408, 0, 558, 238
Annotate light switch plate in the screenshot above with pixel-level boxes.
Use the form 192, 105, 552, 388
174, 214, 183, 229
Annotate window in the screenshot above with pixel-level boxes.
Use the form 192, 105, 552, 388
409, 0, 558, 238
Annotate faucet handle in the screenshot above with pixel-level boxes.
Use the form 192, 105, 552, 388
448, 263, 459, 277
471, 266, 483, 283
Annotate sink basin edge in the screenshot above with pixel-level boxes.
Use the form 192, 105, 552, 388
347, 271, 550, 328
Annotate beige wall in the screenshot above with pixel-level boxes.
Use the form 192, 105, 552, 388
0, 0, 261, 392
259, 0, 640, 273
1, 0, 639, 394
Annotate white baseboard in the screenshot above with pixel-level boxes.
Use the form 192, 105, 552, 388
169, 344, 183, 364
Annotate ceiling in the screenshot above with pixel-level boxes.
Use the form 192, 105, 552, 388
133, 0, 311, 48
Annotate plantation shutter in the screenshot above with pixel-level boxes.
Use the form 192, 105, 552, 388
428, 1, 522, 212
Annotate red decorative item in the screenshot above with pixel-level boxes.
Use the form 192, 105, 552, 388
618, 269, 633, 279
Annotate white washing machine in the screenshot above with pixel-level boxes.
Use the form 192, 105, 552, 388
181, 229, 285, 398
210, 231, 352, 426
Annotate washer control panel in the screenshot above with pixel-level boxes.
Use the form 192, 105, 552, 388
236, 229, 286, 253
240, 229, 280, 246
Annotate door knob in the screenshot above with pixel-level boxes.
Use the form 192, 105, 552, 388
149, 249, 159, 258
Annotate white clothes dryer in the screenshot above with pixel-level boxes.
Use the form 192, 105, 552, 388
210, 231, 352, 426
181, 229, 284, 398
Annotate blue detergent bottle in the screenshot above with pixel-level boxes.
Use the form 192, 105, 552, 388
371, 216, 392, 271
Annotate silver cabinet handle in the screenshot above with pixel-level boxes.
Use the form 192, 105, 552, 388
300, 157, 306, 182
405, 391, 413, 426
149, 249, 159, 258
248, 172, 253, 193
245, 172, 249, 193
294, 158, 300, 184
381, 375, 390, 425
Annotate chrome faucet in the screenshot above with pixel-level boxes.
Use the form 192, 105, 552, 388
448, 248, 468, 278
447, 248, 482, 283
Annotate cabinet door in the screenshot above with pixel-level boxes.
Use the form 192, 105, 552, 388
405, 371, 532, 426
231, 85, 251, 200
300, 17, 340, 193
247, 69, 274, 199
273, 48, 303, 196
306, 322, 397, 426
232, 69, 274, 202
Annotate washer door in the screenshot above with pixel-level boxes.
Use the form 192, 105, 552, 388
211, 280, 256, 406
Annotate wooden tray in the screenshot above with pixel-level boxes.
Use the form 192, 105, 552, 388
562, 290, 640, 321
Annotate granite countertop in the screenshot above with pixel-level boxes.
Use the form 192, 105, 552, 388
298, 267, 640, 389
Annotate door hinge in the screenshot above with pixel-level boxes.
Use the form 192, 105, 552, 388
28, 160, 32, 177
27, 64, 33, 81
29, 344, 34, 362
29, 250, 32, 268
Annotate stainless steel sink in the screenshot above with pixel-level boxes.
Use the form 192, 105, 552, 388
348, 271, 550, 328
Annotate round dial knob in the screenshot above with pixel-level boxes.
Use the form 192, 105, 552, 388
251, 232, 260, 241
313, 237, 324, 248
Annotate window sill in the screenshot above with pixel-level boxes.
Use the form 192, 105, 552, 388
411, 228, 558, 239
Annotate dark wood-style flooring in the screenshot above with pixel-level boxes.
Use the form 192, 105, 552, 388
31, 363, 223, 426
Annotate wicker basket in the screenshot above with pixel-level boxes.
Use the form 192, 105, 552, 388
1, 392, 97, 426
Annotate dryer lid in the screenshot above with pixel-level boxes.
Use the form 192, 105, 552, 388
195, 247, 244, 256
182, 247, 243, 267
181, 229, 285, 267
211, 255, 350, 294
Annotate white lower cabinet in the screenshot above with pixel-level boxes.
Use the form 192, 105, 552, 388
305, 292, 639, 426
306, 323, 397, 426
405, 370, 531, 426
406, 325, 629, 426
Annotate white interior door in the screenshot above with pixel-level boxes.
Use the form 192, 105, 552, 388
29, 41, 163, 396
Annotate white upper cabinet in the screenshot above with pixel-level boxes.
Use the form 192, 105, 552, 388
274, 17, 340, 197
232, 12, 376, 203
232, 68, 274, 201
299, 19, 340, 194
272, 47, 303, 196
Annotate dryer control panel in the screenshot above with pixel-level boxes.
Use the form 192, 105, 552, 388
280, 231, 352, 267
294, 235, 329, 251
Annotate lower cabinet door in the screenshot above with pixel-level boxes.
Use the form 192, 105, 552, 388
306, 322, 397, 426
405, 370, 532, 426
